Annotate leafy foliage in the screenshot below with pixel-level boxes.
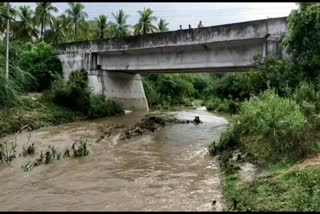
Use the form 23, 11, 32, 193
283, 3, 320, 81
134, 8, 157, 35
17, 42, 62, 91
88, 94, 124, 119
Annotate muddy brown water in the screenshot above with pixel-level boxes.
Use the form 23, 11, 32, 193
0, 108, 228, 211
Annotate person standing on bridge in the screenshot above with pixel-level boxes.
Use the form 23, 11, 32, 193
179, 25, 182, 30
198, 21, 204, 28
189, 24, 192, 29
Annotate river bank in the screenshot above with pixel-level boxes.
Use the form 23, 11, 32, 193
0, 93, 86, 138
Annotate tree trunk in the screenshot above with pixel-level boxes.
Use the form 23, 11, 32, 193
74, 23, 76, 41
41, 19, 44, 41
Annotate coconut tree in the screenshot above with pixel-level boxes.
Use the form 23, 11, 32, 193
14, 6, 38, 42
95, 15, 109, 39
110, 9, 131, 38
157, 18, 169, 32
35, 2, 58, 41
45, 15, 70, 45
78, 20, 95, 41
134, 8, 157, 35
65, 2, 88, 41
0, 3, 17, 39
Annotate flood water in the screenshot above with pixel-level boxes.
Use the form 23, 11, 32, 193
0, 108, 228, 211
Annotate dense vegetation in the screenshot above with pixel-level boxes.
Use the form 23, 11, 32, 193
0, 2, 171, 137
0, 2, 170, 45
206, 3, 320, 211
143, 73, 229, 110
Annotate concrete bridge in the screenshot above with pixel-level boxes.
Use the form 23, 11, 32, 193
56, 16, 288, 111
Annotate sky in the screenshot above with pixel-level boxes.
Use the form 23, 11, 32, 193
11, 2, 298, 30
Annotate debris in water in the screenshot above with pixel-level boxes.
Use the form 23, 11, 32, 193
193, 116, 202, 124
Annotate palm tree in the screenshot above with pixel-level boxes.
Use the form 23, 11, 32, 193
14, 6, 38, 42
110, 9, 131, 38
35, 2, 58, 41
157, 18, 169, 32
78, 20, 95, 41
45, 15, 70, 45
0, 3, 17, 39
134, 8, 157, 35
65, 2, 88, 41
95, 15, 109, 39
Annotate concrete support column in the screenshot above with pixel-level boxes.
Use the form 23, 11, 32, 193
87, 70, 149, 112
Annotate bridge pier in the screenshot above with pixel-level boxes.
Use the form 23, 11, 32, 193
88, 70, 149, 112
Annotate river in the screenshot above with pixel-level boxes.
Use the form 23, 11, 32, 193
0, 108, 228, 211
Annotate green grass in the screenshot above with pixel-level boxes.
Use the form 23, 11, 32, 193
222, 165, 320, 211
0, 94, 85, 138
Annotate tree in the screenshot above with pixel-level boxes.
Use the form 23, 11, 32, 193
110, 9, 131, 38
45, 15, 70, 45
95, 15, 109, 39
134, 8, 157, 35
17, 42, 63, 91
283, 3, 320, 81
35, 2, 58, 41
0, 3, 17, 39
157, 18, 169, 32
14, 6, 38, 42
65, 2, 88, 41
78, 20, 95, 41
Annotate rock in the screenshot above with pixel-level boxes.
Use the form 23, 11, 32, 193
193, 116, 202, 124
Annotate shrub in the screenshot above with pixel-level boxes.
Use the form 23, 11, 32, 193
204, 73, 251, 101
212, 90, 312, 163
205, 98, 240, 114
294, 82, 320, 114
46, 70, 123, 118
17, 42, 62, 91
157, 74, 195, 105
209, 127, 239, 156
234, 90, 309, 162
88, 94, 123, 118
46, 70, 91, 114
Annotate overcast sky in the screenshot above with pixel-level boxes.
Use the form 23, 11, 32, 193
11, 2, 298, 30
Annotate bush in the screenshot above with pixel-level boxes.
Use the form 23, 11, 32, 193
88, 94, 123, 118
235, 90, 310, 162
205, 98, 240, 114
157, 74, 195, 105
46, 70, 91, 114
46, 69, 123, 118
213, 90, 313, 163
294, 82, 320, 114
209, 127, 239, 156
204, 73, 251, 101
17, 42, 63, 91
